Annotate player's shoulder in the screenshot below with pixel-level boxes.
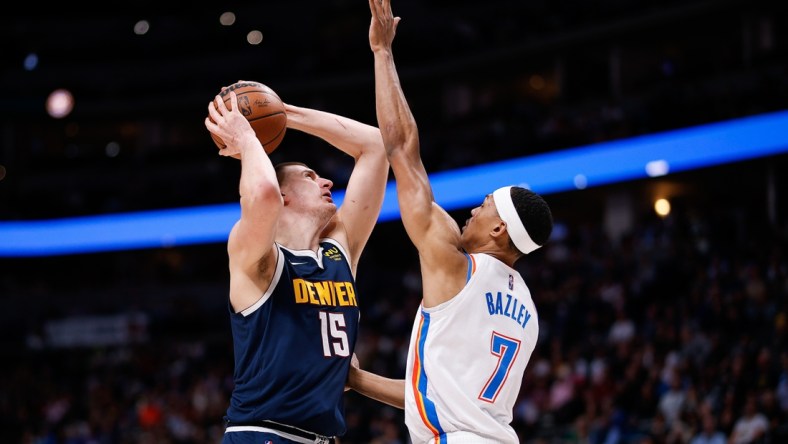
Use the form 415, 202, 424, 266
468, 252, 528, 283
471, 252, 520, 269
466, 251, 499, 269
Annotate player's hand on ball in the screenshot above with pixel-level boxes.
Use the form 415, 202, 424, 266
208, 81, 287, 156
205, 92, 255, 158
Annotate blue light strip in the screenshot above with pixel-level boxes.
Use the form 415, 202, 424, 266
2, 110, 787, 257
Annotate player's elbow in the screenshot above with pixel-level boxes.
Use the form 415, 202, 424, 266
382, 118, 418, 146
368, 130, 387, 156
387, 143, 421, 171
384, 137, 419, 159
358, 135, 388, 164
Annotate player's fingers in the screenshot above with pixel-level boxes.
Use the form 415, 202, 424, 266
214, 94, 229, 114
370, 0, 382, 18
205, 116, 218, 132
228, 91, 238, 111
208, 100, 222, 121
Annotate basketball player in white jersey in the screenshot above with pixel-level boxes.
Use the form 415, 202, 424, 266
346, 1, 554, 443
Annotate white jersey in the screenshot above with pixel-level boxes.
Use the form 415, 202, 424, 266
404, 253, 539, 444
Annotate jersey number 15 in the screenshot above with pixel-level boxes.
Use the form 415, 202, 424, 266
319, 311, 350, 357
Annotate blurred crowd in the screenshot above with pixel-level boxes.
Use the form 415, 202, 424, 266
2, 2, 788, 444
2, 179, 787, 443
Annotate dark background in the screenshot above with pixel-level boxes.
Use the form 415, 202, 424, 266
1, 1, 787, 443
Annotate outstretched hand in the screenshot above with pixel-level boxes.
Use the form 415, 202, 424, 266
204, 91, 255, 158
369, 0, 400, 53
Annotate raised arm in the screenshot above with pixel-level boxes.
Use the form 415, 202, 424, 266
369, 0, 466, 291
284, 104, 388, 275
206, 92, 282, 311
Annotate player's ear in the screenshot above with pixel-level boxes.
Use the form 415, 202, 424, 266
491, 220, 506, 238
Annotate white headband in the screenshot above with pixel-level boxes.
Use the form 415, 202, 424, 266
492, 186, 541, 254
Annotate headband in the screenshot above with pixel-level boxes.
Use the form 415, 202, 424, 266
492, 186, 541, 254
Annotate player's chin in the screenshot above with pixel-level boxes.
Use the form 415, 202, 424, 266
322, 202, 338, 216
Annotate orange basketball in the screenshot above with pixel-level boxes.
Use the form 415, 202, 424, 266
210, 81, 287, 156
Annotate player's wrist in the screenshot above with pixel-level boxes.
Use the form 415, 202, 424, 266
372, 47, 393, 57
236, 134, 263, 151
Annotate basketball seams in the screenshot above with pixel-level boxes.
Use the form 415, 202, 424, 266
211, 82, 286, 153
221, 90, 285, 121
247, 112, 286, 122
221, 91, 285, 139
221, 91, 283, 109
261, 123, 287, 145
222, 91, 282, 103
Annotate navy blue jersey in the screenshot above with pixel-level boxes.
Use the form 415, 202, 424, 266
225, 239, 360, 437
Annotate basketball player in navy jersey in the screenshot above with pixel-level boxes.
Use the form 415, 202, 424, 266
205, 90, 388, 443
346, 1, 554, 443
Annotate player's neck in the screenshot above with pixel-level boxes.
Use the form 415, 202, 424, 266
276, 215, 323, 252
467, 244, 519, 268
276, 233, 321, 253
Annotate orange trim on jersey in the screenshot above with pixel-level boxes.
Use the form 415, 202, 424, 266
465, 253, 477, 283
410, 313, 444, 440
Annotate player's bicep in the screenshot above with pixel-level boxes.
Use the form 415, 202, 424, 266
228, 194, 281, 272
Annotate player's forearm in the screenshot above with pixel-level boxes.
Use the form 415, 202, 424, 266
349, 368, 405, 410
284, 104, 383, 160
373, 50, 420, 161
238, 134, 279, 203
374, 49, 435, 239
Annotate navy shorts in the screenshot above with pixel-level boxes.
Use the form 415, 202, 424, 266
223, 425, 333, 444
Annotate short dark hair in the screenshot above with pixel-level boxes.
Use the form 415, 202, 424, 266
509, 187, 553, 253
274, 162, 308, 185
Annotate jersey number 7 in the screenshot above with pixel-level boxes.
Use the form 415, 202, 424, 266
479, 332, 521, 403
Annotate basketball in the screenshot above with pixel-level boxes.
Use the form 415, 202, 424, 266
210, 81, 287, 155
